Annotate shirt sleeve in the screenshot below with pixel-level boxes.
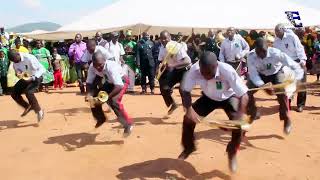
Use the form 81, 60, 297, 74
176, 48, 190, 62
100, 47, 112, 60
108, 65, 124, 86
219, 42, 225, 62
80, 51, 89, 63
239, 36, 250, 58
292, 34, 307, 61
181, 67, 197, 92
228, 68, 248, 97
68, 44, 75, 57
279, 52, 304, 81
119, 43, 125, 56
158, 47, 165, 61
247, 54, 265, 87
86, 64, 96, 84
29, 54, 45, 78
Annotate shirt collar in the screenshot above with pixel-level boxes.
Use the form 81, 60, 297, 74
214, 63, 220, 78
282, 32, 287, 39
19, 52, 25, 62
266, 47, 271, 58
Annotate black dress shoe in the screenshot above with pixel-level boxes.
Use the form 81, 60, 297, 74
21, 106, 32, 117
167, 103, 178, 115
95, 119, 106, 128
178, 148, 196, 160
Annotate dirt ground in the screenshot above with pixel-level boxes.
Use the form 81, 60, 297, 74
0, 76, 320, 180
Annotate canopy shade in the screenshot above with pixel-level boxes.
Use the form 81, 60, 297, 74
21, 0, 320, 40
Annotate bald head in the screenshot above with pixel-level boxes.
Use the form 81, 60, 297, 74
160, 30, 171, 47
255, 38, 268, 59
95, 31, 103, 41
226, 27, 236, 40
92, 52, 106, 72
199, 51, 218, 80
142, 32, 150, 41
275, 23, 285, 39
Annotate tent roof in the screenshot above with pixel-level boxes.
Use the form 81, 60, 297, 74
22, 0, 320, 40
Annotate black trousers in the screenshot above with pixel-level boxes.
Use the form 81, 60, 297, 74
0, 76, 8, 94
11, 77, 43, 113
75, 62, 88, 91
159, 68, 188, 107
89, 76, 132, 128
140, 64, 155, 90
182, 94, 242, 155
295, 60, 307, 108
247, 72, 289, 121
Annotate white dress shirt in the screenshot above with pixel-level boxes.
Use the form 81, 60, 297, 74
219, 34, 250, 62
158, 41, 191, 68
105, 41, 125, 65
86, 60, 124, 86
247, 47, 304, 87
81, 46, 112, 64
273, 31, 307, 63
182, 61, 248, 101
13, 53, 45, 79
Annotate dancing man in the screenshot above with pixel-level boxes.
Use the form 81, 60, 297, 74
178, 51, 249, 172
86, 51, 133, 136
274, 24, 308, 112
219, 27, 250, 75
8, 50, 45, 122
247, 38, 304, 134
158, 30, 192, 115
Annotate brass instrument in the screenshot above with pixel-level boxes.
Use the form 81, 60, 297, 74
88, 91, 109, 108
248, 80, 294, 92
202, 115, 251, 131
215, 32, 225, 49
274, 81, 320, 95
156, 35, 191, 80
18, 72, 31, 80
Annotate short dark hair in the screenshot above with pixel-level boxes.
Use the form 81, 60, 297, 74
160, 30, 170, 37
14, 38, 21, 44
255, 37, 267, 49
199, 51, 218, 66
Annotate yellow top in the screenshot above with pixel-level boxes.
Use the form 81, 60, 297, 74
14, 46, 29, 53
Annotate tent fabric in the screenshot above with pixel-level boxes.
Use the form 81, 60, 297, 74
21, 0, 320, 40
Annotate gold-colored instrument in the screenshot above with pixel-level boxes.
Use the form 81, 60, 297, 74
274, 81, 320, 95
18, 72, 31, 80
248, 80, 294, 92
202, 115, 251, 131
88, 91, 109, 108
215, 32, 225, 49
156, 35, 191, 80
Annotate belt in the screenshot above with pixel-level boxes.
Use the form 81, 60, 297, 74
294, 59, 301, 63
175, 64, 191, 71
226, 60, 241, 63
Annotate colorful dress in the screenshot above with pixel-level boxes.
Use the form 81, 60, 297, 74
32, 48, 54, 84
311, 40, 320, 74
60, 55, 77, 83
122, 40, 137, 71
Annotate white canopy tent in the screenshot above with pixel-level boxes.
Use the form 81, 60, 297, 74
22, 0, 320, 40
